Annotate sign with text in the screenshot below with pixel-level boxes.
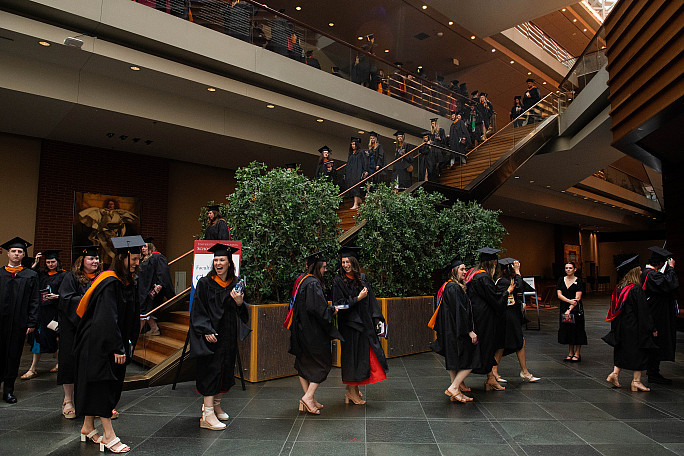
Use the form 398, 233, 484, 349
189, 240, 242, 310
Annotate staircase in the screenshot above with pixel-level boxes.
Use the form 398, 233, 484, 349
134, 310, 189, 368
337, 198, 360, 232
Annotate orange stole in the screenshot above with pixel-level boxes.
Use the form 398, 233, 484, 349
4, 266, 23, 274
76, 271, 120, 318
212, 275, 231, 288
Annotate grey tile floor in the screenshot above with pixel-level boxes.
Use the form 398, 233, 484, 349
2, 295, 684, 455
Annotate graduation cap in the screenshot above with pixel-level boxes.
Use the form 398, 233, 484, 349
430, 118, 438, 123
350, 137, 361, 143
74, 245, 99, 258
305, 251, 327, 267
43, 250, 61, 260
471, 90, 479, 96
143, 237, 154, 244
481, 92, 488, 97
339, 246, 361, 259
206, 205, 222, 214
526, 78, 535, 83
318, 146, 331, 154
420, 130, 431, 137
459, 82, 467, 88
514, 95, 522, 100
365, 33, 374, 40
498, 257, 516, 266
393, 130, 405, 137
368, 131, 378, 138
648, 246, 672, 262
616, 255, 640, 275
21, 256, 34, 268
446, 257, 464, 270
451, 80, 459, 86
450, 110, 457, 115
477, 247, 500, 262
111, 235, 145, 255
285, 163, 298, 169
277, 8, 285, 13
207, 243, 240, 257
1, 236, 31, 251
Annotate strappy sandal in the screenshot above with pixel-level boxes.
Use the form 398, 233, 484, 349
21, 370, 37, 380
62, 401, 76, 419
100, 437, 130, 453
451, 393, 474, 403
207, 402, 229, 421
299, 399, 321, 414
460, 382, 472, 392
111, 409, 119, 419
50, 365, 59, 373
80, 429, 102, 444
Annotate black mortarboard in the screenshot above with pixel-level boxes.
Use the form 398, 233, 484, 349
471, 90, 479, 96
477, 247, 500, 261
447, 258, 463, 270
285, 163, 298, 169
451, 80, 459, 85
143, 237, 154, 243
459, 82, 466, 87
420, 130, 431, 137
616, 255, 640, 275
450, 110, 457, 115
366, 33, 374, 40
368, 131, 378, 137
111, 235, 145, 255
43, 250, 61, 260
21, 257, 34, 268
305, 251, 327, 267
430, 118, 438, 122
339, 246, 361, 258
318, 146, 331, 153
498, 257, 515, 266
526, 78, 535, 83
277, 8, 285, 13
74, 245, 99, 258
514, 95, 522, 100
393, 130, 404, 137
482, 92, 488, 97
350, 137, 361, 143
1, 236, 31, 251
648, 246, 672, 261
207, 243, 240, 257
206, 205, 222, 213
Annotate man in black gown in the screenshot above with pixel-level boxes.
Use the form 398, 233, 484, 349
522, 78, 541, 124
204, 205, 231, 240
642, 246, 679, 384
0, 237, 39, 403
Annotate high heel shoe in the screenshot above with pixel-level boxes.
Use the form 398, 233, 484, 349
299, 399, 321, 414
62, 401, 76, 419
212, 400, 229, 421
493, 375, 507, 383
99, 437, 130, 453
80, 429, 102, 444
606, 373, 621, 388
344, 392, 366, 405
484, 380, 505, 391
630, 381, 650, 392
520, 371, 540, 382
199, 406, 226, 430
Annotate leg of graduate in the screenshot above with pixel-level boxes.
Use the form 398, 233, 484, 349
447, 369, 473, 401
100, 417, 130, 452
21, 353, 40, 378
299, 376, 323, 409
516, 340, 540, 380
492, 349, 505, 381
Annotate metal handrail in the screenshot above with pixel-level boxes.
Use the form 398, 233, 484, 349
168, 249, 193, 266
558, 24, 606, 90
515, 22, 575, 66
141, 287, 191, 318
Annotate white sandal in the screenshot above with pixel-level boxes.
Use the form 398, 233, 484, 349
80, 429, 102, 444
100, 437, 130, 453
200, 406, 226, 430
212, 399, 229, 421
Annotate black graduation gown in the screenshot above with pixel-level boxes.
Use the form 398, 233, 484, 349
138, 252, 175, 315
369, 144, 385, 184
432, 281, 476, 370
57, 272, 92, 385
289, 276, 343, 383
466, 271, 507, 375
557, 277, 588, 345
609, 286, 657, 370
189, 276, 249, 396
448, 120, 470, 156
510, 104, 524, 121
417, 144, 441, 182
315, 161, 337, 184
0, 267, 39, 394
332, 274, 388, 383
392, 144, 413, 189
522, 87, 541, 110
73, 275, 137, 418
205, 218, 230, 240
642, 267, 679, 362
27, 269, 65, 354
344, 151, 367, 198
495, 275, 532, 356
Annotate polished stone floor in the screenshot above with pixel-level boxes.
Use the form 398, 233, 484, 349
2, 295, 684, 456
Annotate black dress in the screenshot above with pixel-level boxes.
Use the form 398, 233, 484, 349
417, 144, 441, 182
432, 281, 476, 370
73, 274, 138, 418
641, 267, 679, 362
369, 144, 385, 184
344, 151, 368, 198
205, 218, 230, 241
27, 269, 65, 354
466, 270, 507, 375
392, 144, 413, 189
315, 161, 337, 184
609, 286, 657, 370
332, 274, 388, 383
289, 276, 343, 383
557, 277, 587, 345
57, 273, 93, 385
189, 276, 249, 396
495, 275, 532, 355
138, 252, 175, 315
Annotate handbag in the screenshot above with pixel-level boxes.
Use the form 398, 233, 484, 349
561, 313, 575, 324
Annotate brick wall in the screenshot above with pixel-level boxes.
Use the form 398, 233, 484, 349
34, 140, 169, 265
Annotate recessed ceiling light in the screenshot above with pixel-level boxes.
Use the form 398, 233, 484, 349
583, 28, 588, 32
38, 41, 50, 46
510, 60, 514, 64
358, 36, 363, 40
417, 65, 423, 69
546, 185, 551, 188
207, 87, 216, 92
514, 176, 520, 179
384, 49, 389, 53
583, 197, 588, 200
130, 66, 140, 71
529, 180, 535, 183
358, 130, 365, 134
316, 119, 324, 122
295, 6, 301, 10
328, 22, 334, 27
527, 72, 532, 75
491, 48, 496, 52
266, 104, 275, 108
471, 35, 476, 39
448, 21, 453, 25
573, 18, 577, 22
422, 5, 427, 9
562, 8, 566, 11
542, 81, 547, 84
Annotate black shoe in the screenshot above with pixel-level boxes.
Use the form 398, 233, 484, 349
3, 393, 17, 404
648, 373, 673, 385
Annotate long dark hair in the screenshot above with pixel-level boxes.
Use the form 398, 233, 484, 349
339, 255, 363, 288
111, 253, 140, 284
478, 259, 498, 278
306, 260, 326, 288
207, 256, 236, 280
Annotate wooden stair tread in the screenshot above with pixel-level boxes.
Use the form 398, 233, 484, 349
168, 311, 190, 325
132, 349, 168, 366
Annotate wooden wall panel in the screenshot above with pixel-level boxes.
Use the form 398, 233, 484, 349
384, 297, 435, 358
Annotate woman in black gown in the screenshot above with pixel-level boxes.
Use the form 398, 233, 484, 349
491, 258, 540, 383
604, 256, 657, 391
466, 248, 512, 391
73, 236, 142, 453
57, 245, 101, 420
332, 246, 388, 405
189, 243, 248, 431
557, 262, 587, 362
392, 130, 413, 189
21, 250, 65, 379
289, 252, 342, 414
345, 138, 370, 210
430, 259, 478, 403
138, 239, 175, 336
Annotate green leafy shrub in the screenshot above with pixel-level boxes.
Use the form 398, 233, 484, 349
219, 162, 341, 303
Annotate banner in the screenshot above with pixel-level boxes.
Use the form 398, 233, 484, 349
189, 240, 242, 310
